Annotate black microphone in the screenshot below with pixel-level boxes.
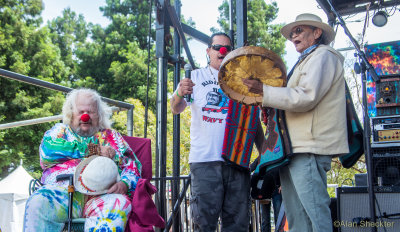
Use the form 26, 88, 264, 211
184, 63, 192, 102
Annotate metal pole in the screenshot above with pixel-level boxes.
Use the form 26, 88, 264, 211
0, 107, 123, 130
172, 1, 182, 231
236, 0, 247, 48
229, 0, 235, 47
155, 0, 169, 223
360, 61, 378, 232
156, 56, 168, 223
0, 115, 63, 130
0, 68, 134, 109
127, 108, 134, 136
144, 0, 153, 138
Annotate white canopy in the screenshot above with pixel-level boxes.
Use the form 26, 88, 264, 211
0, 165, 34, 232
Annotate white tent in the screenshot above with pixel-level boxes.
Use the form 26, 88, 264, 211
0, 165, 34, 232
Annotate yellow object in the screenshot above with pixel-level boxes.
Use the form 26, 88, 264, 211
219, 46, 286, 105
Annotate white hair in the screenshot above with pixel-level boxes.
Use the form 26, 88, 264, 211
62, 88, 112, 129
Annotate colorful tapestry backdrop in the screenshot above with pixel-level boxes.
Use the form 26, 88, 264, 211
365, 40, 400, 117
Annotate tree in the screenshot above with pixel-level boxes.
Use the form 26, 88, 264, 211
0, 0, 159, 178
101, 0, 154, 50
213, 0, 286, 57
47, 8, 89, 82
73, 0, 158, 110
0, 0, 69, 178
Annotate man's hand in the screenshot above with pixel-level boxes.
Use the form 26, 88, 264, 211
99, 143, 116, 159
171, 78, 195, 115
107, 181, 128, 194
178, 78, 195, 96
242, 78, 264, 95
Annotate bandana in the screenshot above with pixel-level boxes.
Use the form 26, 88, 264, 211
287, 43, 320, 80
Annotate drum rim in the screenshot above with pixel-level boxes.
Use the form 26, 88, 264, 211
218, 46, 287, 105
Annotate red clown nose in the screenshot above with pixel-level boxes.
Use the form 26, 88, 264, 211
219, 46, 228, 55
81, 114, 90, 122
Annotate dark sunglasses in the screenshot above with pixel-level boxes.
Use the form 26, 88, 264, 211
289, 27, 304, 39
211, 44, 233, 52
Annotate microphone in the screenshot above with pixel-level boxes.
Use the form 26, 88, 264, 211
184, 63, 192, 102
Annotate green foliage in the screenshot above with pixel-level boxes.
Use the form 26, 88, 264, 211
327, 156, 367, 198
0, 0, 68, 178
73, 1, 157, 109
108, 42, 157, 109
213, 0, 286, 57
101, 0, 154, 50
0, 0, 159, 179
47, 8, 89, 81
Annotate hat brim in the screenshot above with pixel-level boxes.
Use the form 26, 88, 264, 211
74, 155, 119, 195
281, 20, 335, 45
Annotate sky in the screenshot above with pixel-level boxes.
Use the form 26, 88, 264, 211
41, 0, 400, 69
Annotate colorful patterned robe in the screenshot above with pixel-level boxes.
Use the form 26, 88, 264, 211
24, 123, 141, 232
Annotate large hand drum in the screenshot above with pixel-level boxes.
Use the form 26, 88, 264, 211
218, 46, 287, 105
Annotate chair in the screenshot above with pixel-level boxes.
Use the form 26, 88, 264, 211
29, 136, 152, 232
122, 136, 152, 180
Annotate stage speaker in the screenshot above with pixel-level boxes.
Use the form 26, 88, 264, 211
372, 147, 400, 187
337, 187, 400, 232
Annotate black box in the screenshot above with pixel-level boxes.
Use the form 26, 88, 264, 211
336, 187, 400, 232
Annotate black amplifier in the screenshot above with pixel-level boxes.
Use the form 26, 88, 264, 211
337, 187, 400, 232
371, 115, 400, 147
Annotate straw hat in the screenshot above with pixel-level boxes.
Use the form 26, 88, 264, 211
74, 155, 120, 195
281, 13, 335, 45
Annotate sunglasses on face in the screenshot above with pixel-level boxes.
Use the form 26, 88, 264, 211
211, 44, 233, 52
289, 27, 305, 39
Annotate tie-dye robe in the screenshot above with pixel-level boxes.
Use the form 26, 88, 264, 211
24, 123, 141, 232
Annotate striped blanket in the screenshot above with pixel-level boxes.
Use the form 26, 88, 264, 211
221, 101, 260, 170
221, 100, 292, 173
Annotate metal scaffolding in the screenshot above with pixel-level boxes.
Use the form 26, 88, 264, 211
154, 0, 247, 231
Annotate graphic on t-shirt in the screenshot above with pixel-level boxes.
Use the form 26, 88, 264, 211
202, 88, 229, 114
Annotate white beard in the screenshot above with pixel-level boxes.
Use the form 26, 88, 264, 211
73, 125, 100, 137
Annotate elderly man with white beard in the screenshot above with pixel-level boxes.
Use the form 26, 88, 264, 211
23, 88, 141, 232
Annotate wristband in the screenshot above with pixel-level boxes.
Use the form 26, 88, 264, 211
176, 91, 184, 99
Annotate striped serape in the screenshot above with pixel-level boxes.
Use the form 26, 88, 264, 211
222, 101, 260, 170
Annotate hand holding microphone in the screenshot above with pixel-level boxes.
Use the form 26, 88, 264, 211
182, 64, 193, 102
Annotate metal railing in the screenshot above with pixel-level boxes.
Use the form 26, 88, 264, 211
152, 175, 192, 232
152, 175, 270, 232
0, 68, 135, 135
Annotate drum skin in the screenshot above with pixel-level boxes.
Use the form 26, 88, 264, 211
218, 46, 287, 105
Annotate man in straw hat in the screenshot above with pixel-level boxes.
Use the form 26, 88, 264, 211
243, 13, 349, 232
24, 88, 141, 232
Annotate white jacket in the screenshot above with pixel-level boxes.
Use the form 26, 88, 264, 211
262, 45, 349, 155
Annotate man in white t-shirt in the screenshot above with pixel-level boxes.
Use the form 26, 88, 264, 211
171, 32, 250, 232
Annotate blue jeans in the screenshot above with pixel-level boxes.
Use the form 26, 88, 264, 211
260, 188, 282, 232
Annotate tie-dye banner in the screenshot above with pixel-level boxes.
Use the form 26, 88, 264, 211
365, 40, 400, 117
